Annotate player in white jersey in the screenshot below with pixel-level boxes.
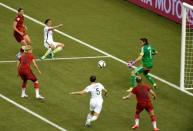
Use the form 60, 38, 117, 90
41, 19, 65, 59
70, 75, 108, 127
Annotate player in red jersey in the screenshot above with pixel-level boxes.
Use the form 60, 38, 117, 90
17, 45, 44, 99
123, 76, 159, 131
13, 8, 31, 45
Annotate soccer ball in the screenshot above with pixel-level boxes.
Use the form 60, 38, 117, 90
98, 60, 106, 68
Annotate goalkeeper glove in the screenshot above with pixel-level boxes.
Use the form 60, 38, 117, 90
128, 60, 135, 68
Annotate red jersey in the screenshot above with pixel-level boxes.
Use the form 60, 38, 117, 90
132, 84, 151, 104
14, 15, 25, 32
19, 53, 35, 71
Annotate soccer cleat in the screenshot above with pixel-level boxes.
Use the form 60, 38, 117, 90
154, 128, 160, 131
132, 125, 139, 130
85, 120, 91, 128
21, 94, 28, 98
36, 95, 45, 99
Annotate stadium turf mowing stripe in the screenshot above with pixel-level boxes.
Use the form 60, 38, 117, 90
0, 93, 67, 131
0, 2, 192, 97
0, 55, 110, 63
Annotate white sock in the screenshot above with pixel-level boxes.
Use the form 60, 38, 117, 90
87, 113, 92, 120
35, 88, 40, 97
152, 121, 157, 129
90, 116, 98, 122
22, 88, 26, 95
135, 119, 139, 126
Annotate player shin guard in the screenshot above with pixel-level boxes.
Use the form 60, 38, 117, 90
52, 46, 63, 54
145, 74, 155, 85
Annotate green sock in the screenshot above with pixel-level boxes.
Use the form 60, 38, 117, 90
130, 75, 137, 87
52, 47, 63, 54
145, 74, 155, 85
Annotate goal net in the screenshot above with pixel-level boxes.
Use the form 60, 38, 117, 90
180, 3, 193, 90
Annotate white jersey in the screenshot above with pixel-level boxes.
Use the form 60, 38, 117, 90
44, 26, 54, 44
84, 83, 104, 101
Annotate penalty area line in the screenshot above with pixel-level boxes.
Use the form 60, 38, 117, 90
0, 2, 193, 97
0, 93, 67, 131
0, 55, 110, 63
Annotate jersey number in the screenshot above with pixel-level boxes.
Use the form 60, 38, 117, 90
96, 88, 100, 95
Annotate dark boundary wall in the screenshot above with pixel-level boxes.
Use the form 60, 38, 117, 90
128, 0, 193, 24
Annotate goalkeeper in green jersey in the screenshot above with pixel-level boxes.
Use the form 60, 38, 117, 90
128, 38, 158, 91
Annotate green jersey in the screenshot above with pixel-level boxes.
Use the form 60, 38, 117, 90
139, 44, 156, 68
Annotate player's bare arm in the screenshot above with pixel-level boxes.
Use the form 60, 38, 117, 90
149, 89, 157, 100
134, 54, 143, 63
32, 59, 41, 74
122, 92, 133, 100
13, 21, 24, 36
16, 60, 20, 77
103, 88, 108, 97
49, 24, 63, 30
69, 90, 87, 95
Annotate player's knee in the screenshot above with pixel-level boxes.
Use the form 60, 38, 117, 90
60, 43, 65, 48
149, 110, 155, 116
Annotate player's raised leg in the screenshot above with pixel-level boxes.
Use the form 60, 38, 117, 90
23, 34, 32, 45
143, 69, 157, 89
52, 42, 65, 55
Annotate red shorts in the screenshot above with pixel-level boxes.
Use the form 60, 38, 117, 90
19, 70, 37, 82
136, 102, 153, 114
13, 31, 26, 43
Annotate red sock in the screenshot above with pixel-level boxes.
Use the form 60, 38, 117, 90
22, 81, 27, 88
34, 82, 39, 89
150, 115, 156, 122
135, 113, 140, 119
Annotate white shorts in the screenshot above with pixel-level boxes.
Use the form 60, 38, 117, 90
44, 41, 59, 49
89, 99, 103, 113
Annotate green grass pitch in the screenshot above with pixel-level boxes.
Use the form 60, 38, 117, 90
0, 0, 193, 131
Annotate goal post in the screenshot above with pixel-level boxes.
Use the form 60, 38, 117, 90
180, 3, 193, 90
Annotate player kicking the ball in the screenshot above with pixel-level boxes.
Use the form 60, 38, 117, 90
123, 76, 159, 131
69, 75, 108, 127
41, 19, 65, 59
17, 45, 44, 99
128, 38, 158, 91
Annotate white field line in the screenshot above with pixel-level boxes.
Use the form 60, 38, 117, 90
0, 55, 110, 63
0, 2, 192, 97
0, 93, 67, 131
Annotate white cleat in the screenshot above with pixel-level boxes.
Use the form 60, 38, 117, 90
36, 95, 45, 99
85, 120, 91, 128
21, 94, 28, 98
